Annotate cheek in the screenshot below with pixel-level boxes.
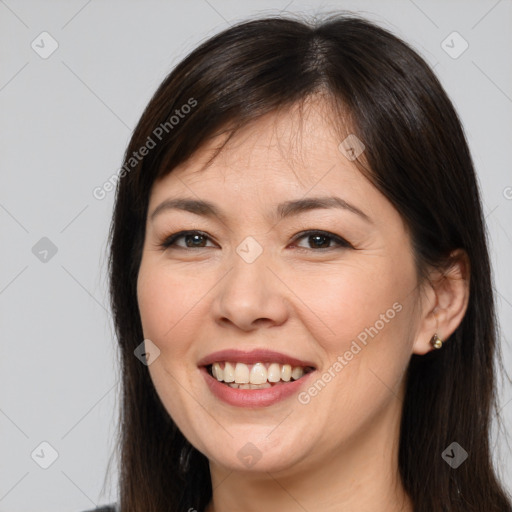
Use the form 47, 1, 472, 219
292, 267, 412, 445
137, 269, 171, 340
290, 258, 414, 406
137, 264, 209, 448
137, 262, 202, 344
289, 260, 405, 347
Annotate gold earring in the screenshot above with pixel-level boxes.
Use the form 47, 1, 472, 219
430, 333, 443, 349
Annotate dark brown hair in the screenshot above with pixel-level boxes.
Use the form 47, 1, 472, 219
108, 12, 512, 512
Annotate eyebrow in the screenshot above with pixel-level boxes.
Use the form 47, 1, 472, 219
150, 196, 372, 224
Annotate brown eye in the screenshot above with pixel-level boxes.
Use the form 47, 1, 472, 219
160, 230, 215, 249
292, 230, 352, 251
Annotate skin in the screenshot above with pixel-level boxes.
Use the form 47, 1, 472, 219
137, 96, 470, 512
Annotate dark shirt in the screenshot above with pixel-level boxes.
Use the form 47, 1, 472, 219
81, 505, 117, 512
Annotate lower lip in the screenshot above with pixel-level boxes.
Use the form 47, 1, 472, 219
200, 366, 315, 408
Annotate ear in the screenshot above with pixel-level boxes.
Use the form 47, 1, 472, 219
412, 249, 470, 355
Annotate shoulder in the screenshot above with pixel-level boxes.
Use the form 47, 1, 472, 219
80, 505, 117, 512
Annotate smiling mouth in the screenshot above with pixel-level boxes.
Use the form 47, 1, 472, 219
206, 361, 315, 389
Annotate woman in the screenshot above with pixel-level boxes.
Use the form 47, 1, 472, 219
90, 12, 512, 512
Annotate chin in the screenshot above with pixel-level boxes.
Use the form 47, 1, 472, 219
198, 427, 309, 474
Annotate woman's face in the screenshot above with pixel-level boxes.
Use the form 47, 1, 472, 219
137, 99, 427, 476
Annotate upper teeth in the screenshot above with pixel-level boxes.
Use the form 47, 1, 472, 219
211, 361, 309, 384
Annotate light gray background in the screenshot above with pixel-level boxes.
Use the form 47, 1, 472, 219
1, 1, 511, 510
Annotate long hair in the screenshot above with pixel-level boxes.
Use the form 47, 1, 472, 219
107, 13, 512, 511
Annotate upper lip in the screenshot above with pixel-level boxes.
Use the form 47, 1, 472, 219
197, 349, 316, 369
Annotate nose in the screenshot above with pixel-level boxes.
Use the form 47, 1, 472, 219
211, 249, 290, 332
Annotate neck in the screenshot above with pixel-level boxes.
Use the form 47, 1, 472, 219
205, 395, 413, 512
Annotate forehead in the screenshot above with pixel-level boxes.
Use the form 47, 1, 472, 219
145, 102, 410, 243
151, 99, 369, 202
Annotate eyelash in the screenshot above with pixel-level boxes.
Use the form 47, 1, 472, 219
158, 229, 353, 252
